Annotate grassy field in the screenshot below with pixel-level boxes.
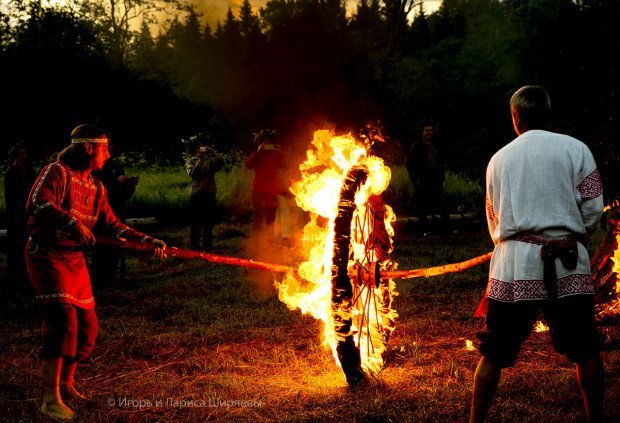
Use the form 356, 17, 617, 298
0, 220, 618, 422
0, 164, 484, 221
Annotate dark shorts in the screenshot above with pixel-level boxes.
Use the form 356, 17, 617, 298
39, 303, 98, 361
477, 295, 602, 367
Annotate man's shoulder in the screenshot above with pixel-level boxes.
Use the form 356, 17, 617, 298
520, 129, 586, 147
408, 141, 428, 155
42, 161, 69, 177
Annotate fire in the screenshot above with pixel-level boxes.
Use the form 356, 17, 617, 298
606, 233, 620, 315
613, 234, 620, 275
275, 129, 397, 380
534, 320, 549, 333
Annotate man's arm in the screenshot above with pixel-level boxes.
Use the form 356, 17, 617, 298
185, 156, 202, 179
485, 157, 499, 244
26, 163, 77, 231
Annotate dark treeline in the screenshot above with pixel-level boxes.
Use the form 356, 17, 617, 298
1, 0, 619, 187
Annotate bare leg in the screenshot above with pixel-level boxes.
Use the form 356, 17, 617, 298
470, 356, 502, 423
61, 360, 87, 400
41, 357, 75, 420
576, 356, 604, 423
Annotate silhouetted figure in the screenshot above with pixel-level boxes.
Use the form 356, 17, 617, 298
185, 134, 223, 251
406, 119, 450, 232
245, 129, 284, 233
91, 138, 138, 290
4, 142, 37, 286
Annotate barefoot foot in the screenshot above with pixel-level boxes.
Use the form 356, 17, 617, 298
61, 384, 88, 401
40, 400, 76, 421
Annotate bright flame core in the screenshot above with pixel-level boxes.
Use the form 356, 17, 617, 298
276, 130, 396, 377
534, 320, 549, 333
605, 233, 620, 315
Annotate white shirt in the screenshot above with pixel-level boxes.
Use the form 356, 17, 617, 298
485, 129, 603, 302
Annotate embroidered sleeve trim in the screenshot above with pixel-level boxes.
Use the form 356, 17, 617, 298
35, 293, 95, 304
577, 169, 603, 200
67, 208, 97, 222
31, 163, 56, 210
64, 217, 77, 229
485, 196, 496, 221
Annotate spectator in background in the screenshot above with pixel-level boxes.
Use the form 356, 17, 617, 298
406, 118, 450, 233
25, 124, 166, 421
185, 134, 223, 251
91, 137, 139, 290
274, 141, 299, 249
4, 142, 37, 286
245, 129, 283, 234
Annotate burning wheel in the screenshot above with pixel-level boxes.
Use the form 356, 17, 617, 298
331, 166, 396, 385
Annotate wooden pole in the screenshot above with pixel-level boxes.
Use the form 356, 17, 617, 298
95, 237, 493, 281
95, 237, 295, 274
381, 252, 492, 280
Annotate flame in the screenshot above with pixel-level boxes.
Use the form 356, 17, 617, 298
276, 130, 397, 378
465, 339, 475, 351
534, 320, 549, 333
604, 233, 620, 316
612, 234, 620, 289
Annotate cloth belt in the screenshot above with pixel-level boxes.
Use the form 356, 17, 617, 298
474, 233, 581, 317
28, 237, 84, 253
510, 233, 580, 300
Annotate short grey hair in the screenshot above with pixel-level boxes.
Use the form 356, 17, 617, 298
510, 85, 551, 128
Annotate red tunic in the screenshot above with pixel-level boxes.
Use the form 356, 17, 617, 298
245, 149, 284, 195
25, 162, 153, 308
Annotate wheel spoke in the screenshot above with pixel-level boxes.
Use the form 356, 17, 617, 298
351, 278, 368, 307
373, 288, 383, 335
364, 286, 374, 356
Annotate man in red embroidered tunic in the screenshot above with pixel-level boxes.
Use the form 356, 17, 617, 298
469, 86, 605, 422
25, 124, 166, 421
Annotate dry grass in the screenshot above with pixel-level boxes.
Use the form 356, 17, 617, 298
0, 224, 618, 422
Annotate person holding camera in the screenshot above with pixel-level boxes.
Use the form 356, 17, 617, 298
185, 136, 223, 251
245, 129, 284, 233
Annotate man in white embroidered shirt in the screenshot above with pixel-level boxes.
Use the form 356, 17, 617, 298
469, 86, 605, 423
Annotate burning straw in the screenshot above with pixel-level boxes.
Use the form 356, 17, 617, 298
591, 203, 620, 319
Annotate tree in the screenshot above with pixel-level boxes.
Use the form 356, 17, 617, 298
131, 20, 156, 76
72, 0, 183, 67
383, 0, 419, 55
239, 0, 261, 40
